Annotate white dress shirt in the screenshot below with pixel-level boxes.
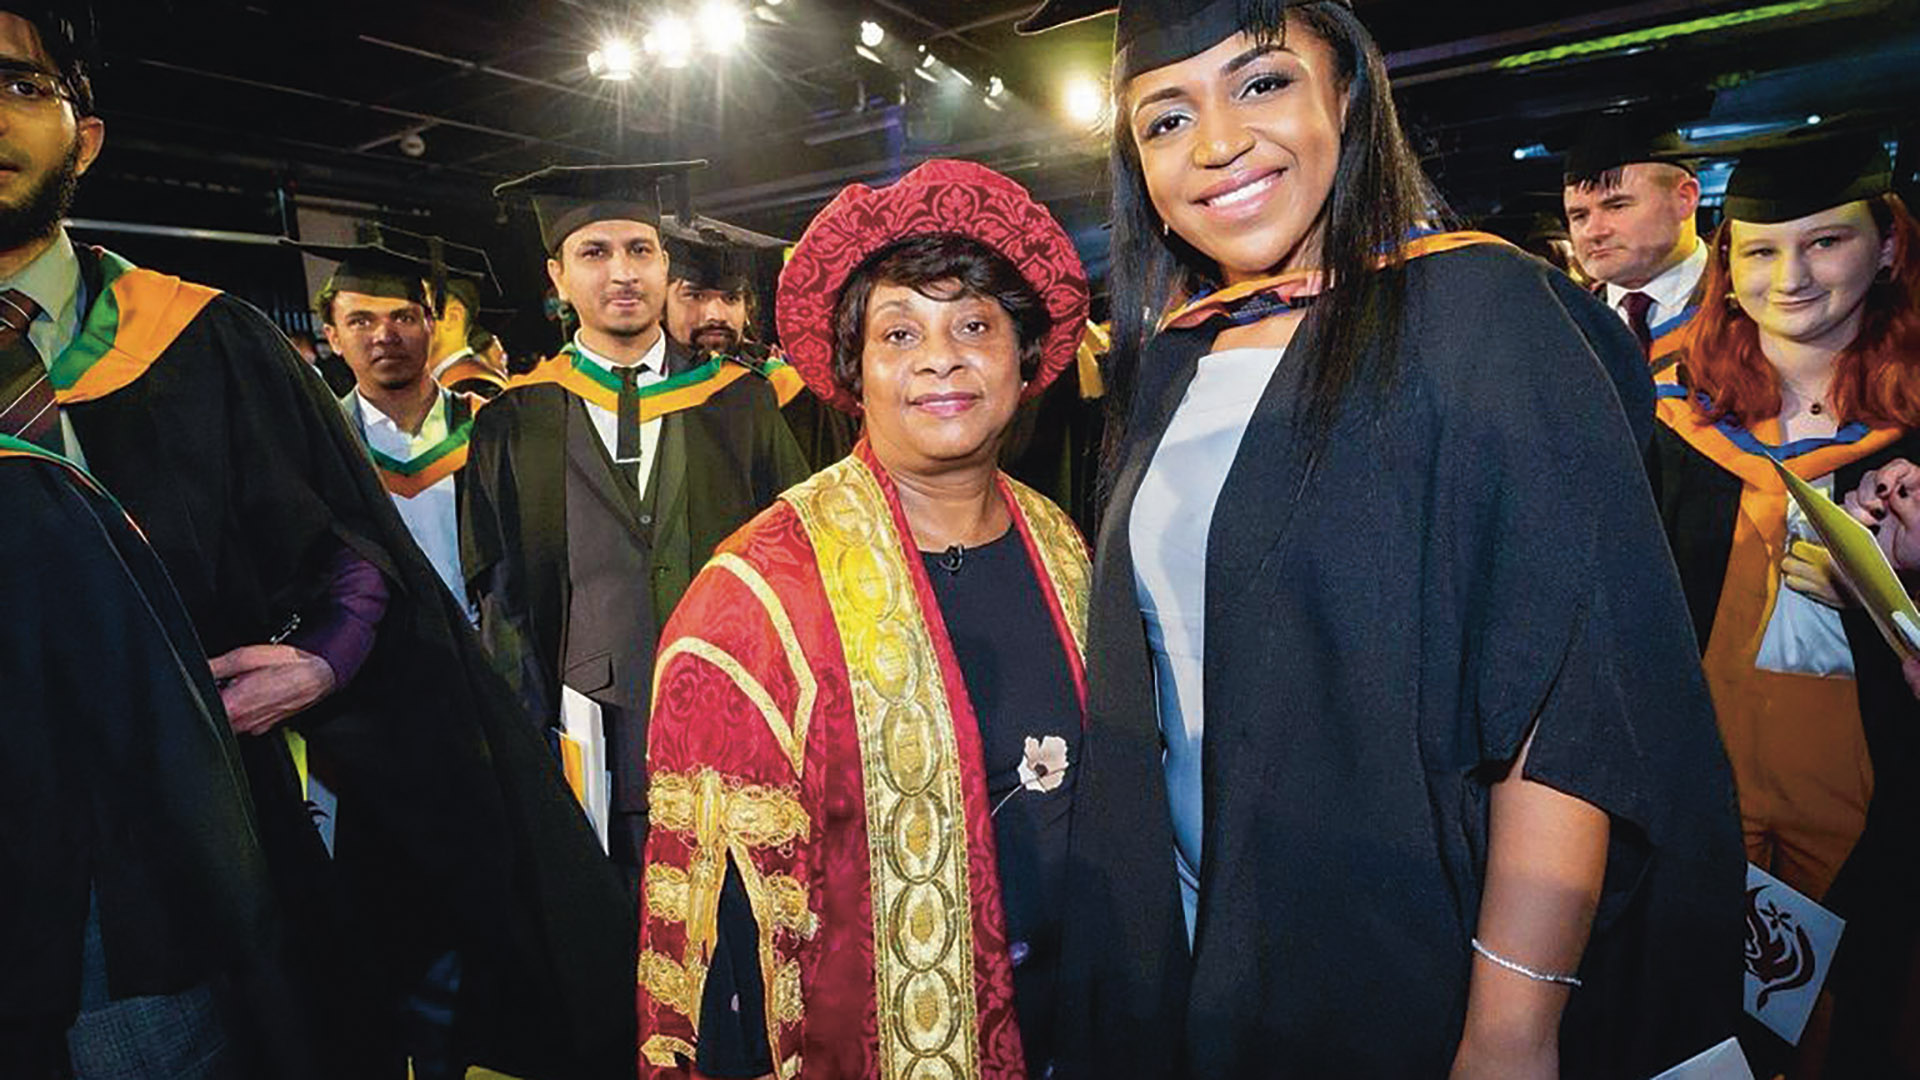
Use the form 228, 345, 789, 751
353, 388, 475, 623
1604, 238, 1707, 336
572, 329, 667, 496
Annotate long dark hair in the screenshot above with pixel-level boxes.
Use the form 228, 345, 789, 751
1103, 1, 1442, 485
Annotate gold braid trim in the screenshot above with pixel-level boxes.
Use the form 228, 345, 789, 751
783, 455, 982, 1080
1004, 476, 1091, 663
641, 1035, 696, 1068
638, 950, 701, 1018
645, 864, 690, 925
772, 960, 805, 1026
649, 769, 809, 849
764, 872, 816, 938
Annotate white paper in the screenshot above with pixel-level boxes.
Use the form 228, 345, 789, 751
1649, 1037, 1756, 1080
1743, 862, 1845, 1045
559, 686, 612, 852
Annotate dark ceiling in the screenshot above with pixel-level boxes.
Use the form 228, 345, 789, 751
62, 0, 1920, 343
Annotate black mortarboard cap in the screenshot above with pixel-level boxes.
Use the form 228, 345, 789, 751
1018, 0, 1347, 83
282, 239, 442, 311
662, 215, 789, 293
492, 161, 706, 254
1563, 112, 1694, 185
1723, 132, 1893, 225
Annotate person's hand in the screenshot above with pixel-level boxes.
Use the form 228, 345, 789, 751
1781, 540, 1850, 608
1843, 459, 1920, 572
209, 644, 336, 735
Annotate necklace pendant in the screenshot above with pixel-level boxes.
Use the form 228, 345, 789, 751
1810, 402, 1824, 415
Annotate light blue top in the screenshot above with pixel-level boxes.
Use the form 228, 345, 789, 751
1129, 345, 1286, 945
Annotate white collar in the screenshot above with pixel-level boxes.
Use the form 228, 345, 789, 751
573, 328, 666, 378
430, 346, 475, 381
356, 384, 447, 441
1606, 238, 1707, 318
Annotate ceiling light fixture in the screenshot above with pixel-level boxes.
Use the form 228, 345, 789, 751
697, 1, 748, 54
860, 20, 885, 48
644, 16, 695, 68
588, 38, 637, 80
1062, 74, 1105, 125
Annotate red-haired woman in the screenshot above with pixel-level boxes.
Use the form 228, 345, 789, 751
1649, 132, 1920, 1074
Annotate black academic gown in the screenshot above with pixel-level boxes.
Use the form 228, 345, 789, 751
59, 247, 635, 1080
461, 335, 809, 869
1053, 244, 1744, 1078
1648, 398, 1920, 1066
0, 446, 314, 1079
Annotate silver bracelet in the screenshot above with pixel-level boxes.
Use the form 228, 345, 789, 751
1470, 937, 1583, 987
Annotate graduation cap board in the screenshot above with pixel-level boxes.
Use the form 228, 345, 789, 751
282, 240, 437, 312
1722, 131, 1893, 224
493, 161, 707, 254
1017, 0, 1349, 82
662, 215, 791, 293
1563, 111, 1696, 186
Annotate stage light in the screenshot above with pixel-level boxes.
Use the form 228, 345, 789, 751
920, 52, 938, 69
698, 1, 748, 55
950, 68, 973, 87
1062, 74, 1104, 125
855, 44, 885, 65
986, 75, 1005, 99
913, 66, 940, 84
982, 96, 1003, 112
644, 16, 694, 69
1511, 143, 1548, 161
1805, 114, 1823, 125
860, 20, 885, 48
589, 38, 637, 81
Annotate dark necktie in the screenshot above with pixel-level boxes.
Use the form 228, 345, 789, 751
1621, 291, 1655, 357
0, 289, 58, 453
614, 363, 643, 467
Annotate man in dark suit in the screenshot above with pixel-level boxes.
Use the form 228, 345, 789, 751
467, 162, 809, 881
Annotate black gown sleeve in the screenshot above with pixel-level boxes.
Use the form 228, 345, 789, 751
694, 857, 774, 1077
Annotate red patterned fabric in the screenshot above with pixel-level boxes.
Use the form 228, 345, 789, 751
775, 159, 1090, 416
636, 440, 1086, 1079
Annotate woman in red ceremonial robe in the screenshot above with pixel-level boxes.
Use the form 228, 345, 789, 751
634, 159, 1091, 1080
1653, 133, 1920, 1076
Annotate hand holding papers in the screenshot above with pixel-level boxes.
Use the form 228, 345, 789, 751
1769, 457, 1920, 659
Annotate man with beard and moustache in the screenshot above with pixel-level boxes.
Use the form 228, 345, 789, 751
1563, 113, 1707, 367
664, 218, 858, 469
467, 163, 808, 885
297, 240, 480, 619
0, 7, 635, 1078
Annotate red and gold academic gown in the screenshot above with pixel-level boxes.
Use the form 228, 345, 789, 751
636, 440, 1090, 1080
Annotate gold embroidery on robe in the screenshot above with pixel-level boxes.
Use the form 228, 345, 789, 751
641, 1035, 697, 1068
638, 951, 700, 1018
645, 864, 691, 925
1006, 477, 1090, 659
783, 456, 981, 1080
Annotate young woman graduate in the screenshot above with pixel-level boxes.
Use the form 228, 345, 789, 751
1017, 1, 1747, 1076
633, 160, 1093, 1080
1650, 132, 1920, 1075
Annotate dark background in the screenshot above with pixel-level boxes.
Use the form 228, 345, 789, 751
65, 0, 1920, 357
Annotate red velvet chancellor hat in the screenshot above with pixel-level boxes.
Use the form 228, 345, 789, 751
775, 159, 1089, 416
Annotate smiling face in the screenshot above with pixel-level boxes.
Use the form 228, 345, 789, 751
1729, 200, 1894, 354
858, 280, 1024, 480
547, 219, 669, 342
323, 291, 434, 392
1563, 163, 1700, 289
1126, 25, 1347, 284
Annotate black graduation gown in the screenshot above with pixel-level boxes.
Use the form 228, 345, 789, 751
460, 336, 810, 731
1647, 403, 1920, 1063
1053, 244, 1744, 1078
59, 247, 635, 1080
0, 446, 313, 1078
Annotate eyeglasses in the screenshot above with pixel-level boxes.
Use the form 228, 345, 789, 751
0, 69, 72, 110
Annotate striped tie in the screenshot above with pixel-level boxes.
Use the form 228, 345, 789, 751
0, 289, 57, 453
